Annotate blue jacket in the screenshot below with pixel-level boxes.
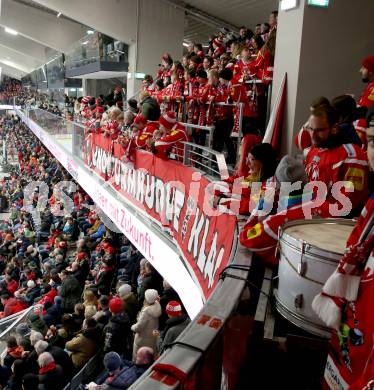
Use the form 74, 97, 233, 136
104, 361, 150, 390
91, 223, 105, 240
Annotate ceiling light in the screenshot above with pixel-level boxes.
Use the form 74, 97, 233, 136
87, 30, 94, 35
280, 0, 298, 11
57, 12, 62, 17
82, 41, 89, 45
183, 42, 189, 47
4, 27, 18, 35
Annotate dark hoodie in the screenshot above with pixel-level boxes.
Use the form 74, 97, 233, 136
159, 314, 190, 354
103, 312, 131, 356
28, 314, 48, 336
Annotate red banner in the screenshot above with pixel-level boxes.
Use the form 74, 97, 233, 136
85, 133, 237, 299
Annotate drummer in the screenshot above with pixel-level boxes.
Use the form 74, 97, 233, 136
303, 99, 368, 216
312, 106, 374, 389
239, 155, 309, 265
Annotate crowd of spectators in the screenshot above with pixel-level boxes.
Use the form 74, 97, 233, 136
0, 115, 190, 389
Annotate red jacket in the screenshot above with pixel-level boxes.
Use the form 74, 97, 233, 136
356, 80, 374, 145
304, 143, 368, 213
7, 279, 18, 296
154, 123, 189, 160
2, 298, 27, 318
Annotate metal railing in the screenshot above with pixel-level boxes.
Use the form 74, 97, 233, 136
0, 306, 37, 361
129, 241, 251, 390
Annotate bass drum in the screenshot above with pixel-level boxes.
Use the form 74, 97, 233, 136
274, 218, 355, 338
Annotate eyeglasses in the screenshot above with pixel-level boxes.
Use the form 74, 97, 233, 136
305, 125, 330, 133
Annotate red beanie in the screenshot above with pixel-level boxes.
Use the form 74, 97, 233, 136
134, 114, 147, 125
159, 112, 176, 130
362, 55, 374, 74
166, 301, 182, 317
76, 252, 87, 261
109, 297, 123, 314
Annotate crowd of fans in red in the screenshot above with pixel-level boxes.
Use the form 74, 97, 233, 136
0, 116, 190, 390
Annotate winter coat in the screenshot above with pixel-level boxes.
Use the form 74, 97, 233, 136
140, 96, 160, 121
159, 287, 181, 330
38, 364, 65, 390
59, 275, 82, 312
2, 298, 27, 318
137, 272, 163, 305
104, 362, 151, 390
121, 293, 139, 325
65, 326, 101, 368
45, 345, 74, 380
29, 314, 48, 336
131, 302, 161, 360
25, 286, 41, 305
159, 315, 190, 354
43, 303, 62, 327
103, 312, 131, 356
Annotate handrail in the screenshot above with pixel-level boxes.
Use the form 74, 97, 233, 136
129, 242, 250, 390
0, 306, 35, 339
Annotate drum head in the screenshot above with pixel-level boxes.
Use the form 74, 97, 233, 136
281, 219, 355, 256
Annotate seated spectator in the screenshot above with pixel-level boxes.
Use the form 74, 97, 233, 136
103, 297, 131, 357
4, 336, 23, 369
15, 322, 31, 352
65, 317, 101, 369
6, 358, 25, 390
23, 280, 41, 305
43, 296, 62, 327
28, 313, 48, 336
0, 292, 27, 319
89, 348, 154, 390
37, 352, 65, 390
22, 373, 39, 390
131, 289, 161, 360
213, 142, 276, 215
240, 155, 309, 265
34, 340, 73, 382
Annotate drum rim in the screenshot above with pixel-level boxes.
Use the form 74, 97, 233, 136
280, 218, 356, 257
274, 289, 332, 339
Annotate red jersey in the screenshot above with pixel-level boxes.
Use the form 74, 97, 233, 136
356, 80, 374, 145
154, 123, 189, 160
304, 143, 368, 212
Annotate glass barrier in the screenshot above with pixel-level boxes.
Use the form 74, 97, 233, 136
65, 31, 128, 71
26, 109, 86, 160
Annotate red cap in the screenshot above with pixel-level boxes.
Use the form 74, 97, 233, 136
134, 114, 147, 125
166, 301, 182, 317
76, 252, 87, 261
159, 111, 176, 130
362, 55, 374, 74
109, 297, 123, 314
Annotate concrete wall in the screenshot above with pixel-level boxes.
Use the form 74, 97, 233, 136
272, 0, 374, 154
33, 0, 185, 97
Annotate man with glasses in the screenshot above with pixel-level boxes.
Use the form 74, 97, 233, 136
304, 100, 368, 216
